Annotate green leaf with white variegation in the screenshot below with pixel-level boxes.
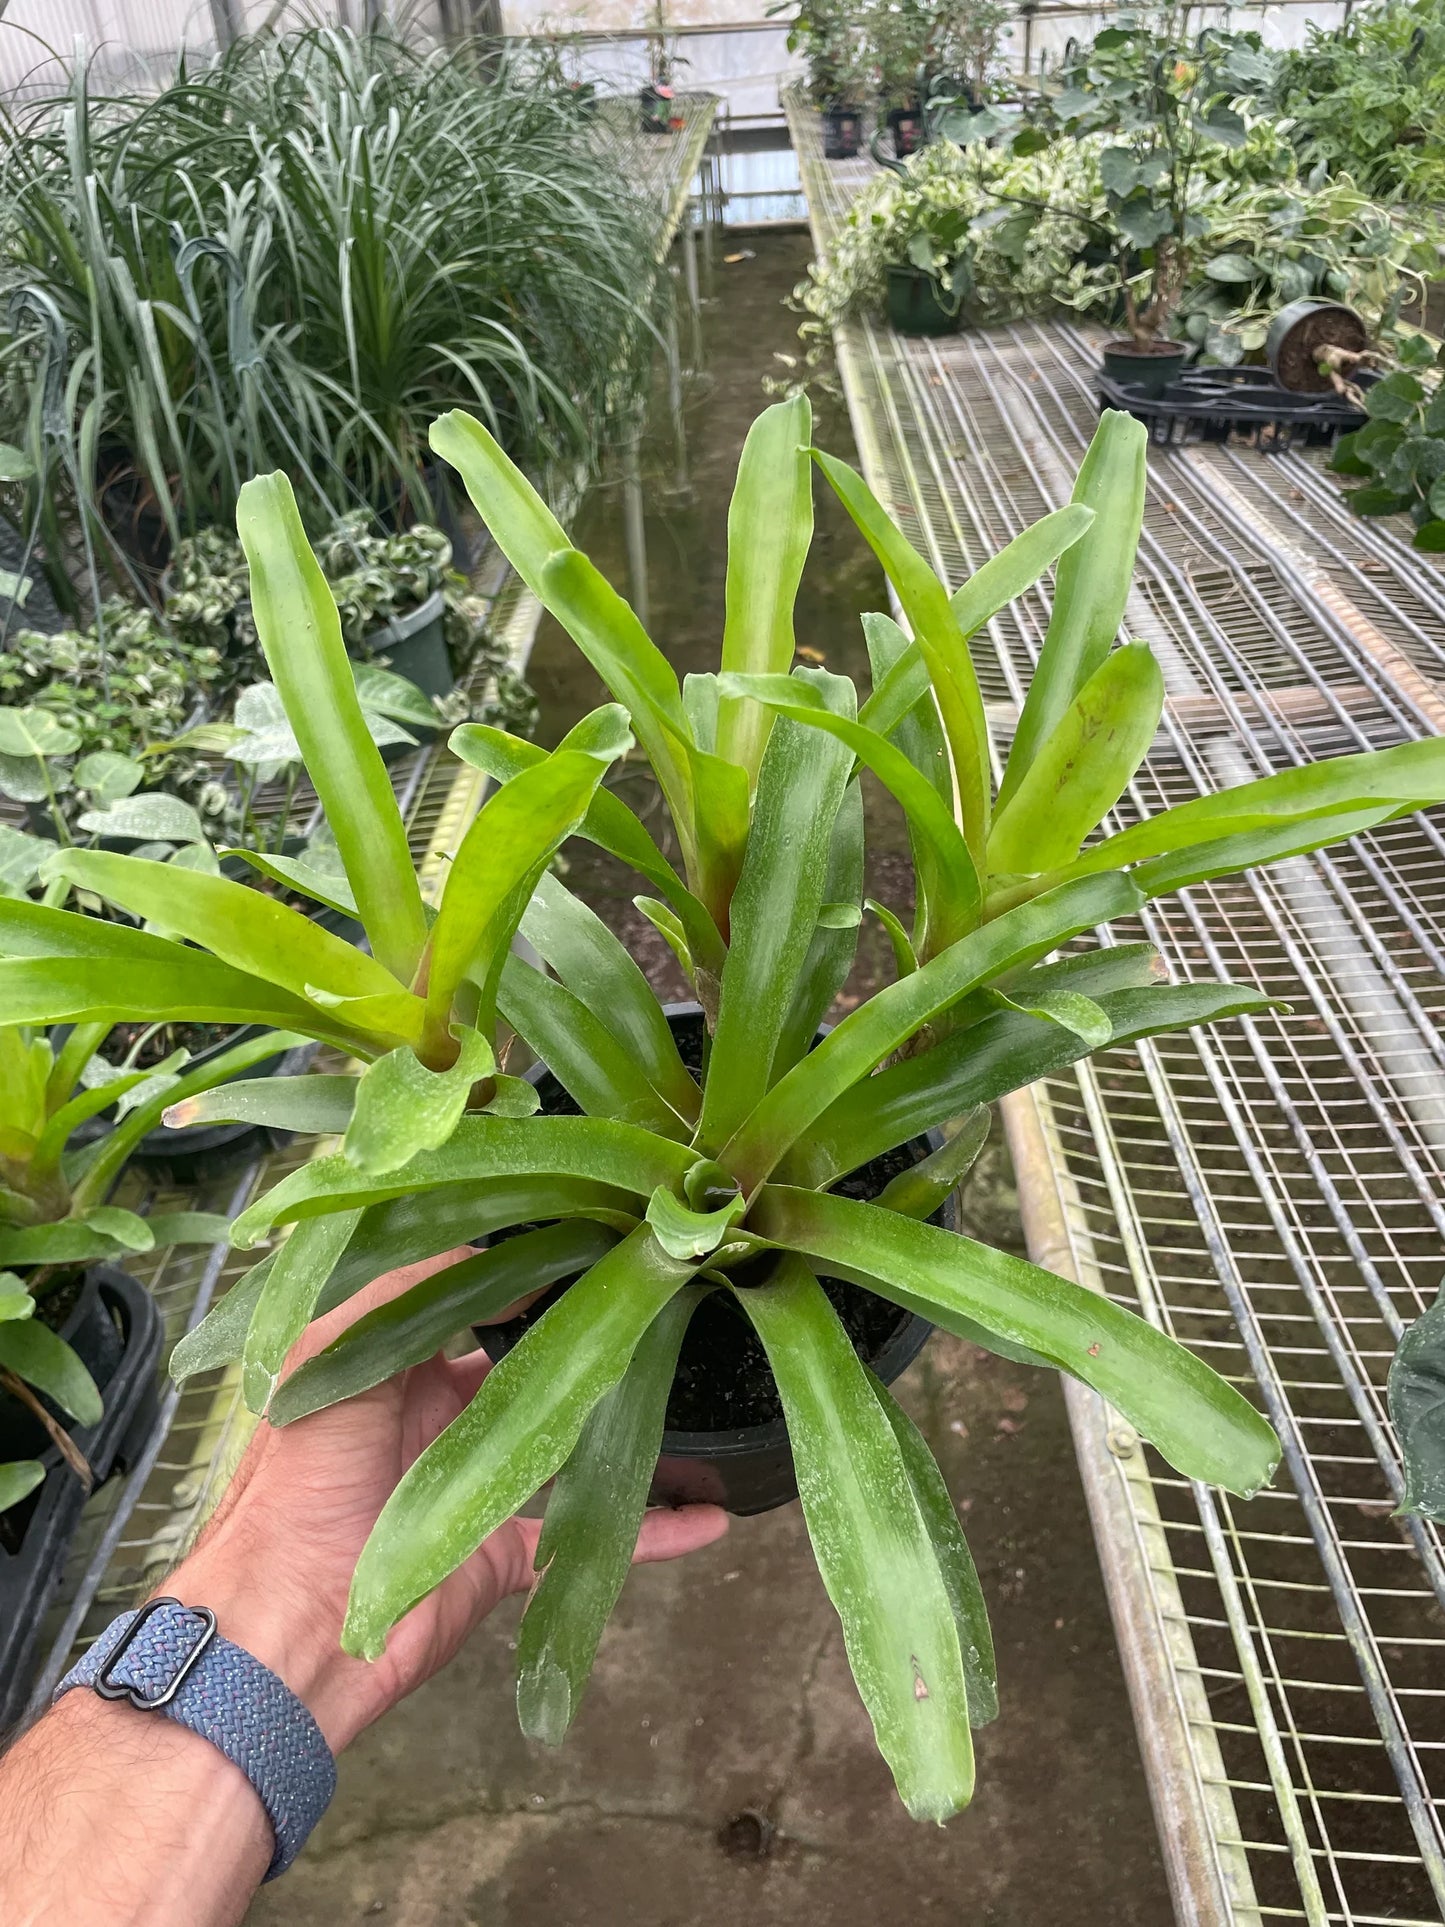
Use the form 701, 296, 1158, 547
77, 793, 208, 845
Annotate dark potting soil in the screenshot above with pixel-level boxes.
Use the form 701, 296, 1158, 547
490, 1014, 939, 1433
100, 1020, 239, 1070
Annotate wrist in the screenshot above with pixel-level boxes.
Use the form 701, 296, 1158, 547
173, 1531, 381, 1753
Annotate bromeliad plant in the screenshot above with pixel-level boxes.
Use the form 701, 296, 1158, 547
0, 1017, 268, 1513
92, 394, 1442, 1822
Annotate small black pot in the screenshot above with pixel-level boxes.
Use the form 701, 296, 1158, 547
0, 1266, 164, 1732
887, 101, 924, 158
639, 84, 673, 134
822, 103, 864, 158
479, 1006, 942, 1517
1100, 337, 1189, 400
68, 1023, 313, 1186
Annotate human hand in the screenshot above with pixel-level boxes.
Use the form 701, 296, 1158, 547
177, 1249, 729, 1751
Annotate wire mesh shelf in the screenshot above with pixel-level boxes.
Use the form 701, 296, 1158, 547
789, 92, 1445, 1926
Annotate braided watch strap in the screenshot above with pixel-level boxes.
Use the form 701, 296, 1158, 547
55, 1598, 336, 1879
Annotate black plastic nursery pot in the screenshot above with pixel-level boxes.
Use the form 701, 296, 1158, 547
887, 102, 924, 157
0, 1266, 163, 1733
476, 1007, 939, 1518
1100, 337, 1190, 400
70, 1021, 310, 1186
822, 104, 864, 158
886, 265, 963, 337
352, 587, 453, 706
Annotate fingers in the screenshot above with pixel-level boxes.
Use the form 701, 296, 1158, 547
632, 1503, 730, 1565
286, 1245, 478, 1370
443, 1342, 494, 1409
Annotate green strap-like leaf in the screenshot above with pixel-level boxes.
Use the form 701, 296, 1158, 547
171, 1175, 640, 1383
271, 1223, 621, 1426
0, 1318, 102, 1425
795, 979, 1281, 1185
699, 677, 857, 1153
344, 1225, 699, 1659
1129, 807, 1400, 901
773, 778, 864, 1077
998, 411, 1147, 811
39, 849, 408, 1014
422, 714, 630, 1054
988, 641, 1164, 876
740, 1257, 974, 1820
446, 722, 725, 981
220, 848, 359, 919
867, 1369, 997, 1726
230, 1116, 698, 1248
163, 1074, 359, 1137
718, 671, 980, 955
517, 1284, 700, 1744
0, 1461, 46, 1511
535, 550, 698, 856
343, 1028, 495, 1178
861, 612, 950, 803
874, 1108, 991, 1220
751, 1188, 1281, 1495
499, 956, 692, 1138
722, 873, 1143, 1192
237, 472, 427, 983
715, 394, 814, 781
242, 1208, 363, 1414
644, 1184, 746, 1259
1055, 742, 1445, 881
0, 1216, 151, 1267
519, 874, 699, 1124
813, 447, 991, 862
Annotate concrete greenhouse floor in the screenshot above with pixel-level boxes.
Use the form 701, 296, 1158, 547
248, 231, 1171, 1926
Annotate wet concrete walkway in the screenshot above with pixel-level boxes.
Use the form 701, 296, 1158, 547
249, 232, 1171, 1927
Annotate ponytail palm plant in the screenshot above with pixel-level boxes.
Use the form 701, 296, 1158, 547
8, 398, 1445, 1819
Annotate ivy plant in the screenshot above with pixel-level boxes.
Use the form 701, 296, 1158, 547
98, 396, 1445, 1819
1328, 331, 1445, 550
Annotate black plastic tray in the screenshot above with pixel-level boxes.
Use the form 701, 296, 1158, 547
0, 1267, 164, 1733
1097, 364, 1369, 449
